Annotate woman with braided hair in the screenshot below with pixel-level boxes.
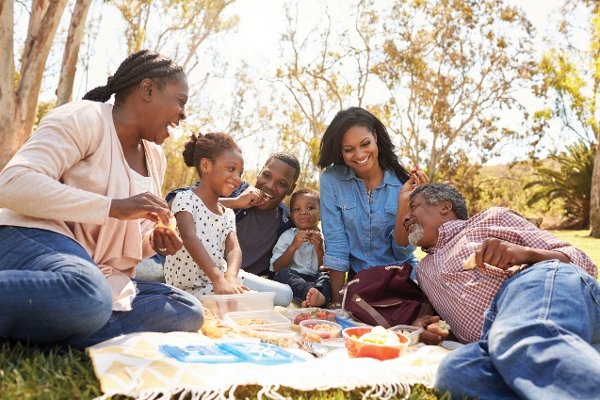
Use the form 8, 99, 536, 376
0, 49, 203, 348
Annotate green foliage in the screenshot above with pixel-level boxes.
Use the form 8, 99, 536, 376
34, 102, 56, 131
162, 134, 200, 195
524, 142, 594, 229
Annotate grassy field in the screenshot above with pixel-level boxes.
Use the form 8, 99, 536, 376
1, 230, 598, 399
550, 230, 600, 272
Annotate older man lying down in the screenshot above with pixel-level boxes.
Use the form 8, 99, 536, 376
399, 183, 599, 400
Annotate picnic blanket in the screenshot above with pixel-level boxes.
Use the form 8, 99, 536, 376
88, 331, 450, 400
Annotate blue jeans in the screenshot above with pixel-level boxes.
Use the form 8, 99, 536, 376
435, 260, 600, 399
274, 268, 332, 304
0, 227, 203, 348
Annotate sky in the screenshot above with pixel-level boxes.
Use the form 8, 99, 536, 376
28, 0, 569, 168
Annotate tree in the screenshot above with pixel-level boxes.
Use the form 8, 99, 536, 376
269, 0, 376, 186
534, 0, 600, 237
56, 0, 94, 106
524, 141, 594, 229
0, 0, 69, 169
371, 0, 537, 181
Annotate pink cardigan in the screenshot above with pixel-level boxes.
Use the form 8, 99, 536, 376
0, 101, 166, 310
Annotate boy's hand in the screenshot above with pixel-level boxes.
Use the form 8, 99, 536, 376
291, 230, 311, 249
307, 230, 324, 250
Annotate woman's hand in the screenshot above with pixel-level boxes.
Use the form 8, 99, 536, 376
109, 192, 171, 224
151, 226, 183, 256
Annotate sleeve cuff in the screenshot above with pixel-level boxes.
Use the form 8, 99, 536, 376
323, 254, 349, 272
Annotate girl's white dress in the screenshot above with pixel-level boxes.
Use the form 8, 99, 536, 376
164, 190, 235, 297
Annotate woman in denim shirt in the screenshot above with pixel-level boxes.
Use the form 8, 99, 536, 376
317, 107, 428, 302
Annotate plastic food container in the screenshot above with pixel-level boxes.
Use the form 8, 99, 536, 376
299, 319, 342, 342
389, 324, 423, 346
342, 326, 409, 360
224, 310, 291, 331
200, 292, 275, 318
237, 329, 298, 348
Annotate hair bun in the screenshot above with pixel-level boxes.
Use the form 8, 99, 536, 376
82, 85, 113, 102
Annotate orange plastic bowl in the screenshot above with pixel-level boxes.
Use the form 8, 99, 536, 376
342, 327, 409, 360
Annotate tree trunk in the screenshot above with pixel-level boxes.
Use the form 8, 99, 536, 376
0, 0, 16, 168
56, 0, 93, 106
590, 141, 600, 237
0, 0, 68, 169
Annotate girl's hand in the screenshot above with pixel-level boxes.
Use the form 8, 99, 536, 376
151, 226, 183, 256
110, 192, 171, 224
225, 274, 249, 292
235, 185, 270, 208
213, 275, 247, 294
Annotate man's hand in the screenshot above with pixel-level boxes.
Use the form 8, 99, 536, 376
475, 238, 531, 271
412, 315, 444, 345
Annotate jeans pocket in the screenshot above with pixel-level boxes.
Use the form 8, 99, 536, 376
481, 301, 498, 340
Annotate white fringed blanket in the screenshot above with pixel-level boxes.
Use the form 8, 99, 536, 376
88, 331, 450, 400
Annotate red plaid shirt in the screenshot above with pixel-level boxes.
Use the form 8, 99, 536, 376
417, 207, 598, 343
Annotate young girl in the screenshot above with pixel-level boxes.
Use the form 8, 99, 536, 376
164, 133, 293, 305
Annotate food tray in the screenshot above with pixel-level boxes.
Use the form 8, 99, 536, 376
200, 292, 275, 318
224, 310, 292, 331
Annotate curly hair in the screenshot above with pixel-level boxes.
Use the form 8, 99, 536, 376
290, 188, 320, 209
182, 132, 240, 176
410, 183, 469, 220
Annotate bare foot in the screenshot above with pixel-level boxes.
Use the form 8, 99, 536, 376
301, 300, 309, 307
305, 287, 326, 307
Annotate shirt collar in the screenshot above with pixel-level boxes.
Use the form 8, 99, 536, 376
424, 219, 467, 253
339, 165, 400, 187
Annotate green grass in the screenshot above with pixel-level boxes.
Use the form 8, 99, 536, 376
550, 230, 600, 272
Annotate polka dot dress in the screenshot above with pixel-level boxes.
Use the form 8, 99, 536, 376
164, 190, 235, 296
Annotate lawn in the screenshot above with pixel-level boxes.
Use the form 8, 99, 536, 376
1, 230, 598, 399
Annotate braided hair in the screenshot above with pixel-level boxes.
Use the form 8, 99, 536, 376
317, 107, 410, 183
182, 132, 240, 177
83, 49, 185, 103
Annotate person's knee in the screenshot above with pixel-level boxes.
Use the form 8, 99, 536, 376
273, 269, 290, 283
274, 285, 293, 307
175, 293, 205, 332
435, 350, 465, 393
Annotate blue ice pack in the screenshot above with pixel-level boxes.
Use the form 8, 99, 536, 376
160, 341, 305, 365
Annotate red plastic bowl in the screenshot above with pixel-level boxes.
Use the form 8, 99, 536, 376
342, 327, 409, 360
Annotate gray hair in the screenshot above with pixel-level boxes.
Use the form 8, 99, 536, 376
410, 184, 468, 220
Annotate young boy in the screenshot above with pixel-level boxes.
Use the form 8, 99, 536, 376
270, 188, 331, 307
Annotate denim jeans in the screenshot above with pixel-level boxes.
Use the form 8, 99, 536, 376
0, 227, 203, 348
435, 260, 600, 399
273, 268, 332, 304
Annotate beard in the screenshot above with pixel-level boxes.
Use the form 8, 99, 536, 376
407, 223, 424, 246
